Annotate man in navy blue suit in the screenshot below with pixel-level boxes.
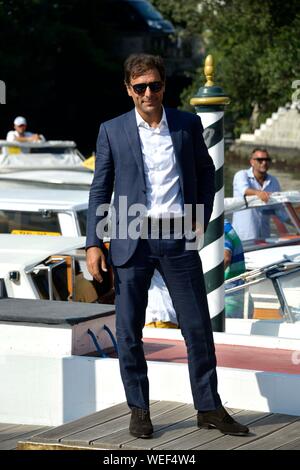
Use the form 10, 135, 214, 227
86, 54, 248, 438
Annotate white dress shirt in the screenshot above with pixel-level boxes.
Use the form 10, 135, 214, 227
135, 107, 183, 218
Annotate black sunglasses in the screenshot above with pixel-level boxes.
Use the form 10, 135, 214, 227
253, 157, 272, 163
131, 81, 163, 95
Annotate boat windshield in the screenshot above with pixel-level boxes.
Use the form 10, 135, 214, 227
277, 270, 300, 322
225, 261, 300, 322
0, 279, 7, 299
225, 276, 282, 321
227, 201, 300, 251
0, 210, 61, 235
30, 257, 71, 301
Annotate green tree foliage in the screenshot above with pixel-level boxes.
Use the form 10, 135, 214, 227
151, 0, 203, 33
152, 0, 300, 137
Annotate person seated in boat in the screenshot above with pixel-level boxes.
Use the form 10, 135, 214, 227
232, 148, 282, 240
73, 259, 115, 304
72, 261, 98, 303
224, 219, 253, 319
91, 263, 115, 305
72, 260, 115, 305
4, 116, 45, 155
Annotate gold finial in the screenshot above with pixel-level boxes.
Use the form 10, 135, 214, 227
204, 55, 214, 87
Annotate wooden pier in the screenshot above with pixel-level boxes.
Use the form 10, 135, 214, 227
0, 423, 51, 450
14, 401, 300, 451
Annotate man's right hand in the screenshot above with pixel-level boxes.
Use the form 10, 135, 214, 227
29, 134, 41, 142
244, 188, 271, 203
257, 190, 271, 203
86, 246, 107, 283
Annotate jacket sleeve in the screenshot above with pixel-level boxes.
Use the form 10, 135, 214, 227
86, 123, 115, 249
193, 115, 215, 232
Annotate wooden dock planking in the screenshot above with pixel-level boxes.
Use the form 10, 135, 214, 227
0, 423, 21, 434
154, 409, 270, 450
91, 403, 196, 450
193, 413, 300, 450
236, 419, 300, 450
17, 401, 300, 451
30, 401, 133, 444
91, 406, 242, 451
62, 401, 185, 449
120, 404, 199, 450
0, 424, 51, 450
277, 436, 300, 450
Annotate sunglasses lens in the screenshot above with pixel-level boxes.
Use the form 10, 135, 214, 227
133, 84, 147, 94
149, 81, 163, 92
132, 81, 162, 94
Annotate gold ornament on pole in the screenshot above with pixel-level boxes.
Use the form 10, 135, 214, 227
190, 54, 230, 107
204, 54, 214, 87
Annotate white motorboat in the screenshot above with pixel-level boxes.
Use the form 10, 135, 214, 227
0, 140, 93, 189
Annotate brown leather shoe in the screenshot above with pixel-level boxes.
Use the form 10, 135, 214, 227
197, 406, 249, 436
129, 407, 153, 438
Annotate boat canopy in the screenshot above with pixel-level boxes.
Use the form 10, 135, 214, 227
0, 140, 86, 170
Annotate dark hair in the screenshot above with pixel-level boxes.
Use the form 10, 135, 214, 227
251, 148, 269, 158
124, 53, 166, 85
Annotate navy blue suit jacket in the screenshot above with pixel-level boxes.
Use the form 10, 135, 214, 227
86, 107, 215, 266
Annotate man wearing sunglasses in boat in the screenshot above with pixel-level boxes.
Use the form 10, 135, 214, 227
232, 148, 282, 240
86, 53, 249, 438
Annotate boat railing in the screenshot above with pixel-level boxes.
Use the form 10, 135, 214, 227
225, 257, 300, 322
0, 140, 77, 149
225, 191, 300, 213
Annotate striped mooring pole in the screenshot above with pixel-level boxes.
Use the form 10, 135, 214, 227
190, 55, 230, 332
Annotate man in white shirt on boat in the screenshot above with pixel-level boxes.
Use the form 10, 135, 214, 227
4, 116, 45, 155
232, 148, 281, 240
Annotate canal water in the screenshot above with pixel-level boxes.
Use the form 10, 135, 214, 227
224, 157, 300, 197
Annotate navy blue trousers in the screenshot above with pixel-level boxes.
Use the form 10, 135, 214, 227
113, 237, 222, 412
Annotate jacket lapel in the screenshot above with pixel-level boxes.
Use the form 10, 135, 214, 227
123, 109, 146, 191
165, 108, 184, 197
